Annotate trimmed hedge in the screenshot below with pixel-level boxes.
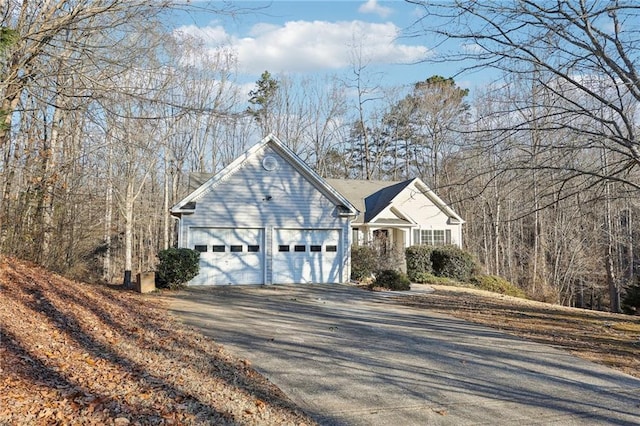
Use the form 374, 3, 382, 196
470, 275, 526, 298
430, 245, 478, 282
156, 248, 200, 289
351, 245, 378, 281
405, 245, 434, 281
371, 269, 411, 291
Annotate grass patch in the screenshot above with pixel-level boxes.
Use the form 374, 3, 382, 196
611, 322, 640, 333
469, 275, 526, 298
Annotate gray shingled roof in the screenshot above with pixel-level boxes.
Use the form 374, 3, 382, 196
188, 172, 215, 192
325, 178, 414, 223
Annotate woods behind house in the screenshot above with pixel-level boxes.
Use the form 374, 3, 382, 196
1, 1, 638, 311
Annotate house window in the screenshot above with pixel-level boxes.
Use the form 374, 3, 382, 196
212, 245, 226, 252
278, 245, 290, 252
230, 245, 243, 252
415, 229, 452, 246
420, 230, 432, 245
326, 245, 337, 252
294, 245, 306, 252
194, 245, 208, 252
433, 230, 445, 246
248, 245, 260, 252
310, 245, 322, 252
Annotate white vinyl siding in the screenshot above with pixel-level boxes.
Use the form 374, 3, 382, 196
178, 144, 353, 285
187, 146, 343, 229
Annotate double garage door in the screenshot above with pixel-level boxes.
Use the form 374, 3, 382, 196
189, 227, 341, 285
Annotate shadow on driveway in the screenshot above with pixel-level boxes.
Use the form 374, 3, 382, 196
164, 284, 640, 426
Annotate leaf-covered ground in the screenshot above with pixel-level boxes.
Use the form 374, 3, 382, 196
399, 285, 640, 379
0, 256, 314, 425
4, 257, 639, 425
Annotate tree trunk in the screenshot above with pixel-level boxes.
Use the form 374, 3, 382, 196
103, 144, 113, 282
604, 182, 621, 313
123, 181, 134, 288
163, 158, 170, 250
40, 105, 63, 264
626, 205, 633, 285
606, 244, 621, 313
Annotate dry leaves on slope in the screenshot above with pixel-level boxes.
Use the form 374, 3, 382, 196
0, 256, 314, 425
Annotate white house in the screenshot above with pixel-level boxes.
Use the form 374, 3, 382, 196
325, 178, 465, 252
170, 135, 358, 285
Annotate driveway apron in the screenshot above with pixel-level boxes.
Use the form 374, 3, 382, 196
164, 284, 640, 425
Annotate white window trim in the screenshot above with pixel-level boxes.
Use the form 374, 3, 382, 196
413, 228, 452, 246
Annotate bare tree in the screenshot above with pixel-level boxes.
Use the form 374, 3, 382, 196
344, 37, 385, 180
407, 0, 640, 190
406, 0, 640, 310
301, 75, 349, 177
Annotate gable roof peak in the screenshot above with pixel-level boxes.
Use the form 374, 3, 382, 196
170, 135, 358, 217
326, 177, 464, 224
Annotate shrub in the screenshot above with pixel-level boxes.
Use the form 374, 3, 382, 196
410, 271, 435, 284
405, 245, 434, 281
412, 272, 459, 286
370, 269, 411, 291
351, 245, 378, 281
622, 279, 640, 315
430, 245, 478, 282
470, 275, 526, 298
156, 248, 200, 289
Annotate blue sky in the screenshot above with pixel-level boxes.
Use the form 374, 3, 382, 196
171, 0, 477, 90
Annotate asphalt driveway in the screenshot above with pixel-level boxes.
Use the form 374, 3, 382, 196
165, 284, 640, 425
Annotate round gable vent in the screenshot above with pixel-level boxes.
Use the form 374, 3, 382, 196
262, 155, 279, 171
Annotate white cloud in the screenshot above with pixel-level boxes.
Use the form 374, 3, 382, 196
176, 20, 430, 75
358, 0, 393, 19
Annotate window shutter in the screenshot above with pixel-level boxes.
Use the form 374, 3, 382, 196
446, 229, 452, 245
413, 229, 420, 245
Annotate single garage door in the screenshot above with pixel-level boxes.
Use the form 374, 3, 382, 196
189, 228, 264, 285
273, 229, 340, 284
